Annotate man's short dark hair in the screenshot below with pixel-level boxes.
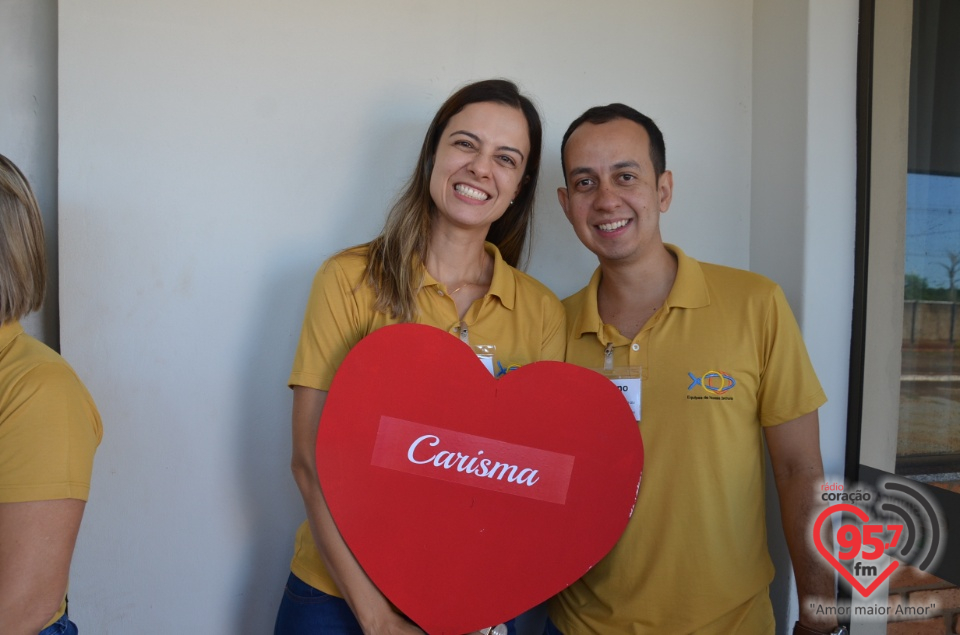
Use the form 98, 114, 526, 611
560, 103, 666, 183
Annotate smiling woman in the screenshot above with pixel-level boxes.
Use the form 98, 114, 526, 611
364, 79, 543, 323
275, 79, 563, 635
429, 101, 529, 239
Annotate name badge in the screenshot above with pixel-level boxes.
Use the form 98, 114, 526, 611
477, 354, 495, 376
610, 376, 641, 421
460, 325, 496, 376
597, 363, 642, 422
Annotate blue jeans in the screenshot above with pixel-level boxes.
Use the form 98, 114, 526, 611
275, 572, 518, 635
542, 617, 563, 635
275, 573, 364, 635
38, 611, 78, 635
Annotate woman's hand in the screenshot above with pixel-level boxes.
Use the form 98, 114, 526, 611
361, 611, 426, 635
467, 624, 508, 635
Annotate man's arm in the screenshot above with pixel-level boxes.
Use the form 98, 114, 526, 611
765, 410, 838, 633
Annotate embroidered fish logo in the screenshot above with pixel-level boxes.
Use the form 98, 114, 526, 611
495, 361, 522, 378
687, 370, 737, 395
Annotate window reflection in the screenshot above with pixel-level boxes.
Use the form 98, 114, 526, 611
896, 1, 960, 497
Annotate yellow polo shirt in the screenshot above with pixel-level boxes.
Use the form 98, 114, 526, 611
288, 242, 565, 595
549, 245, 826, 635
0, 319, 103, 626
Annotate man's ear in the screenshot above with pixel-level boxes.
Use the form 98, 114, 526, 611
558, 186, 573, 223
657, 170, 674, 213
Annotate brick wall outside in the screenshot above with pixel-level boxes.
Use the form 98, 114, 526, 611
879, 477, 960, 633
884, 566, 960, 634
903, 301, 960, 344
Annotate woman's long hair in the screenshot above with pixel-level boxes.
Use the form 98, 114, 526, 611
364, 79, 543, 321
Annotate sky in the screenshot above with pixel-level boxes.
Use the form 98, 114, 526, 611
905, 173, 960, 289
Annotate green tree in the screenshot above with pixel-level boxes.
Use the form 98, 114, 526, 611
905, 272, 930, 300
937, 251, 960, 342
938, 251, 960, 303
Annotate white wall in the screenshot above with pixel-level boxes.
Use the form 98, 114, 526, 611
752, 1, 859, 630
51, 1, 857, 632
751, 0, 811, 625
0, 0, 59, 347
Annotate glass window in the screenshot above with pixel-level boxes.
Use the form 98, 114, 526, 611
858, 2, 960, 633
896, 0, 960, 498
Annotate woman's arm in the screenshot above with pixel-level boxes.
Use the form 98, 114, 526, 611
290, 386, 423, 635
0, 498, 85, 635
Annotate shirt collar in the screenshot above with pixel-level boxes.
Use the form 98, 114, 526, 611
485, 242, 515, 310
0, 319, 24, 354
570, 267, 604, 338
571, 243, 710, 338
420, 242, 515, 310
662, 244, 710, 310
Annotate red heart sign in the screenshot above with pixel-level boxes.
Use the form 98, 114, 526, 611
813, 503, 900, 597
316, 323, 643, 635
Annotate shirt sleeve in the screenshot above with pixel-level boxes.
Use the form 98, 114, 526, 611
0, 362, 103, 503
288, 257, 367, 391
757, 285, 828, 427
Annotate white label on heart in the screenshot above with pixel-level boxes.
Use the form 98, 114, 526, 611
370, 415, 575, 504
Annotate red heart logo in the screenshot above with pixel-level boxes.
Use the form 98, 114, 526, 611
813, 503, 900, 597
317, 323, 643, 635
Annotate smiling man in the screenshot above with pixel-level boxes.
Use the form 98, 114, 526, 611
547, 104, 842, 635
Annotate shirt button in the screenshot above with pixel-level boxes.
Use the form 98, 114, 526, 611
631, 343, 640, 351
438, 290, 444, 296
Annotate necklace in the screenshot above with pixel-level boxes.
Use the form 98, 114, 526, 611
448, 252, 487, 295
